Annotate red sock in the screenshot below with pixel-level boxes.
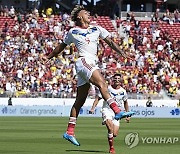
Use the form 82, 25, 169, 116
108, 133, 114, 149
66, 117, 76, 136
107, 98, 120, 114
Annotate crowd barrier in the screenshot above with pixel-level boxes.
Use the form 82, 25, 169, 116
0, 98, 178, 107
0, 105, 179, 118
0, 98, 179, 118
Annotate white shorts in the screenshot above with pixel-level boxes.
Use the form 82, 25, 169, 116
75, 57, 99, 87
102, 108, 120, 126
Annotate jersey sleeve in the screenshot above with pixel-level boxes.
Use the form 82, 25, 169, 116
63, 30, 73, 45
122, 90, 128, 102
97, 91, 102, 99
97, 26, 110, 39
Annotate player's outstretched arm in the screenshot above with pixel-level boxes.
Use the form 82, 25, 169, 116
124, 100, 131, 123
124, 100, 129, 112
47, 42, 67, 59
41, 42, 67, 64
103, 37, 133, 60
89, 96, 102, 114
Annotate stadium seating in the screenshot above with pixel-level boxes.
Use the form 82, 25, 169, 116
95, 16, 116, 32
0, 14, 179, 99
130, 20, 180, 38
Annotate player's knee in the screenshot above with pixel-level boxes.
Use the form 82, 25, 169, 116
113, 133, 118, 137
108, 127, 113, 133
73, 99, 85, 109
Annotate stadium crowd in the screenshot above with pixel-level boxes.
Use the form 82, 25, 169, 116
0, 5, 179, 99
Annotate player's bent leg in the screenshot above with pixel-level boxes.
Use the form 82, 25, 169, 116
90, 70, 121, 114
90, 69, 110, 100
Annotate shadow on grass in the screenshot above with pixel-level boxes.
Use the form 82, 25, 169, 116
0, 150, 31, 153
66, 149, 107, 153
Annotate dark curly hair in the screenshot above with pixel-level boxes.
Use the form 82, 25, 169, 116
71, 5, 85, 22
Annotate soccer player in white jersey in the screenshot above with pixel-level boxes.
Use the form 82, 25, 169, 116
42, 5, 134, 146
90, 73, 131, 154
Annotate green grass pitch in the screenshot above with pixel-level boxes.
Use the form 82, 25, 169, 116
0, 117, 179, 154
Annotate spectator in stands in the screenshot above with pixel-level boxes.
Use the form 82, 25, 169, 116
125, 21, 131, 36
134, 20, 141, 32
3, 21, 9, 33
130, 12, 136, 22
168, 13, 174, 25
177, 99, 180, 107
126, 12, 131, 21
174, 9, 180, 23
146, 96, 153, 107
46, 7, 53, 17
9, 6, 15, 19
3, 6, 9, 17
8, 97, 12, 105
115, 17, 121, 35
162, 12, 170, 24
151, 11, 159, 22
0, 5, 4, 16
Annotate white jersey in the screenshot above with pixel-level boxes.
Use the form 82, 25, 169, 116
100, 85, 128, 109
64, 25, 110, 61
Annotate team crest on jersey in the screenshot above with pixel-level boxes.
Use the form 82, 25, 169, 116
72, 30, 79, 35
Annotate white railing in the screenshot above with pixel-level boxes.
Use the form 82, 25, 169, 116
1, 91, 179, 100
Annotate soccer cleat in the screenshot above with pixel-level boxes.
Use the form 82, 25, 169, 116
63, 133, 80, 146
102, 121, 106, 125
114, 111, 135, 120
109, 148, 116, 154
126, 111, 135, 118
